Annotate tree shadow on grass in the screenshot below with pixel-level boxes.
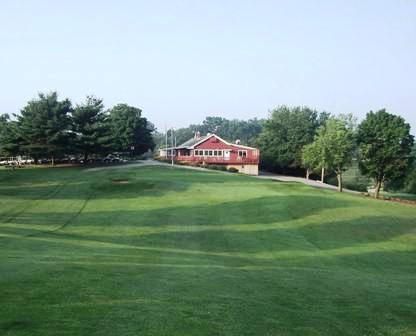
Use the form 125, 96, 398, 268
1, 193, 355, 229
4, 194, 413, 257
293, 214, 416, 250
0, 178, 192, 200
3, 171, 415, 258
79, 215, 415, 256
0, 193, 358, 261
0, 166, 259, 200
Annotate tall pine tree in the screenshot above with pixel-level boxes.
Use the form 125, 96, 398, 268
72, 96, 111, 161
18, 92, 73, 164
0, 114, 21, 156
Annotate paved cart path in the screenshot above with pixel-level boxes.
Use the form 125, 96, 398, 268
256, 172, 360, 194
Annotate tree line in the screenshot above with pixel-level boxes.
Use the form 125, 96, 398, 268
261, 107, 414, 197
160, 106, 414, 198
154, 116, 264, 149
2, 95, 414, 197
0, 92, 155, 163
299, 109, 414, 197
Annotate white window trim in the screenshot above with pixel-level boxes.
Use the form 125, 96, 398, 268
238, 150, 247, 157
194, 149, 225, 157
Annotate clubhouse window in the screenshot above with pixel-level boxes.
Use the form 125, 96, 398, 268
195, 149, 224, 157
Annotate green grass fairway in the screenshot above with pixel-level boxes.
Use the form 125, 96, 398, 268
1, 166, 416, 336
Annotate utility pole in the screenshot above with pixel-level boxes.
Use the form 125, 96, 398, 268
171, 128, 174, 166
165, 125, 168, 158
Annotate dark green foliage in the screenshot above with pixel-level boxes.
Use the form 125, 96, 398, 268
206, 164, 227, 171
199, 117, 264, 146
72, 96, 111, 160
384, 145, 416, 194
0, 93, 156, 162
404, 169, 416, 193
17, 92, 73, 162
157, 117, 264, 149
170, 127, 197, 146
327, 177, 369, 192
343, 180, 368, 192
108, 104, 154, 155
0, 114, 21, 156
357, 109, 414, 197
258, 106, 329, 172
326, 161, 370, 192
228, 167, 239, 173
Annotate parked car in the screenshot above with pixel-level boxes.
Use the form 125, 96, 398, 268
20, 157, 34, 164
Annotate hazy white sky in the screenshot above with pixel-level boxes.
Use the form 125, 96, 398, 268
1, 1, 415, 132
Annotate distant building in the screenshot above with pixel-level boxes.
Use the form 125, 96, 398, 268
160, 132, 260, 175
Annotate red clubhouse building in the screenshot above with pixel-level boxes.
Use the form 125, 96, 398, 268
160, 132, 260, 175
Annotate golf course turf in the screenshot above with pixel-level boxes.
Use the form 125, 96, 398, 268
1, 165, 416, 336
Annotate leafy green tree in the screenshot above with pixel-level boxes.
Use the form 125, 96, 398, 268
302, 141, 323, 180
383, 144, 416, 193
402, 145, 416, 193
108, 104, 154, 155
152, 131, 167, 150
200, 116, 228, 134
357, 109, 414, 198
403, 165, 416, 194
72, 96, 111, 161
225, 118, 264, 146
18, 92, 73, 164
169, 127, 197, 146
258, 106, 329, 173
166, 117, 264, 148
302, 115, 355, 189
317, 116, 355, 192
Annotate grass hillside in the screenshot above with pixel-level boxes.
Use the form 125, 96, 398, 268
1, 165, 416, 336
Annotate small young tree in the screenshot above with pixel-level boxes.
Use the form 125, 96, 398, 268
320, 117, 355, 192
72, 96, 111, 161
302, 141, 322, 180
303, 115, 355, 191
357, 109, 414, 198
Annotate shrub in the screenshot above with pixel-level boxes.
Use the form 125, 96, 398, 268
327, 177, 368, 192
228, 167, 239, 173
343, 181, 368, 192
154, 157, 171, 164
404, 169, 416, 194
208, 165, 224, 171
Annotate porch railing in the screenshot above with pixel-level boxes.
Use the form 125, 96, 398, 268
173, 155, 259, 164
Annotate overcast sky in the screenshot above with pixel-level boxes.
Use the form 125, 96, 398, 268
1, 1, 415, 133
